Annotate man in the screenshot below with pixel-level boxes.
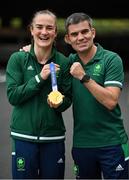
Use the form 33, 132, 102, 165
64, 12, 129, 179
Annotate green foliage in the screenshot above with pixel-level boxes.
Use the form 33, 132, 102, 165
10, 17, 23, 28
1, 17, 129, 35
93, 19, 129, 35
57, 18, 129, 35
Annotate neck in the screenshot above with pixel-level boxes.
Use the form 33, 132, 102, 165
34, 46, 52, 64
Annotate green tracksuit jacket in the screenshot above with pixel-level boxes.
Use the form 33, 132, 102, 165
6, 46, 72, 142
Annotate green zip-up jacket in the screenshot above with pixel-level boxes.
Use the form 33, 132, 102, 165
6, 46, 72, 142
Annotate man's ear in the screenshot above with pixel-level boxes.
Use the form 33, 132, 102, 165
64, 34, 71, 44
91, 28, 96, 39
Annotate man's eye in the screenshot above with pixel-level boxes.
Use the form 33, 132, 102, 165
71, 32, 78, 37
81, 29, 90, 34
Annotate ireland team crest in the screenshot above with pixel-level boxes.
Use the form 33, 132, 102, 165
17, 157, 25, 171
73, 164, 79, 177
93, 64, 102, 76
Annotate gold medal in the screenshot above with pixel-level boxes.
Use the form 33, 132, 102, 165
48, 91, 64, 105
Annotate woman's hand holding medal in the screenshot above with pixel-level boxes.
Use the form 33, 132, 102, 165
40, 63, 60, 80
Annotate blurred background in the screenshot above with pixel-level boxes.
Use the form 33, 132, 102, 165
0, 0, 129, 68
0, 0, 129, 179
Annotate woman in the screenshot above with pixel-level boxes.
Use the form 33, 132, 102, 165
6, 10, 72, 179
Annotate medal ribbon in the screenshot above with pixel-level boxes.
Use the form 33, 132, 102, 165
50, 62, 58, 91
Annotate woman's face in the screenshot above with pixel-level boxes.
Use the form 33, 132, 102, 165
31, 14, 57, 49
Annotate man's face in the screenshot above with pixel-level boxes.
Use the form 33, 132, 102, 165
65, 20, 95, 53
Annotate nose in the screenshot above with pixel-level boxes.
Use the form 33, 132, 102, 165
41, 27, 48, 34
77, 32, 84, 40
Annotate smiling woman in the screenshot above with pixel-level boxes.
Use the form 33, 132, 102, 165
5, 9, 72, 179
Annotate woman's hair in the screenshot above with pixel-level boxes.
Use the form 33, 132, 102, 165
30, 9, 57, 29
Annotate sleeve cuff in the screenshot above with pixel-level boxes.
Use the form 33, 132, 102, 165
35, 74, 44, 83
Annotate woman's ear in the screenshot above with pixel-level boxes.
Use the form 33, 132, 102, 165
30, 25, 34, 36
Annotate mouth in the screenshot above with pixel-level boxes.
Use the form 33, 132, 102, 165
39, 36, 49, 41
77, 43, 87, 48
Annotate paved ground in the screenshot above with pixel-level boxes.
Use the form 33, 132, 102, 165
0, 69, 128, 179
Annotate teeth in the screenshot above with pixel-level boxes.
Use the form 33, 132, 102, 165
39, 37, 49, 40
40, 37, 48, 40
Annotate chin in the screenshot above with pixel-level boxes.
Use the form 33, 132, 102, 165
39, 43, 51, 48
78, 47, 88, 52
